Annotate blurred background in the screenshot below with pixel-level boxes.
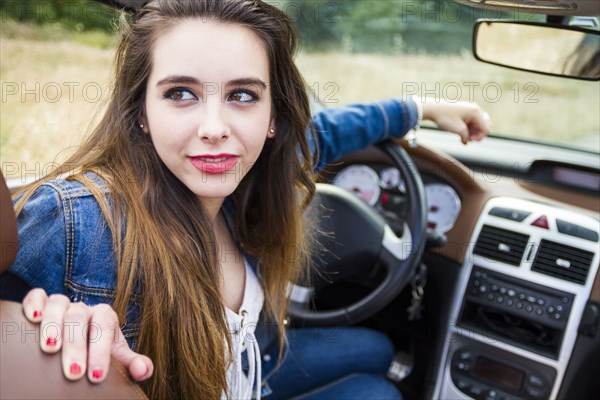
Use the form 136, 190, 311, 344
1, 0, 598, 176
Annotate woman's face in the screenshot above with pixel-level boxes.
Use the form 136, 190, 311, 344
143, 20, 274, 208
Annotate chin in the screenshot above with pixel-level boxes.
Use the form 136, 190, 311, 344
192, 183, 238, 200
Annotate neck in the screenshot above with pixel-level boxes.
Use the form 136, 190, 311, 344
201, 197, 226, 224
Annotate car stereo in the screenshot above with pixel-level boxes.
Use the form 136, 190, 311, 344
457, 266, 574, 359
449, 341, 556, 400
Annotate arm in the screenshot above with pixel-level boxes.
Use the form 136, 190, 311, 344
309, 98, 492, 171
9, 184, 68, 295
309, 99, 417, 171
9, 184, 152, 383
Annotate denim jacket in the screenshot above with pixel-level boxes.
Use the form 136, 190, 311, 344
8, 99, 417, 385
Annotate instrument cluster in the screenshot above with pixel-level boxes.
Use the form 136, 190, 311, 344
332, 164, 461, 234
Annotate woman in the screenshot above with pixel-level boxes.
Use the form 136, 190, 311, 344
8, 0, 491, 399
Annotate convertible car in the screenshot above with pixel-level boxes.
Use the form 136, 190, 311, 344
1, 0, 598, 399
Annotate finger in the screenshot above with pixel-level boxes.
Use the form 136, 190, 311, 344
451, 119, 470, 145
61, 302, 92, 381
87, 304, 120, 383
39, 294, 70, 353
22, 288, 48, 323
466, 111, 492, 142
111, 329, 154, 382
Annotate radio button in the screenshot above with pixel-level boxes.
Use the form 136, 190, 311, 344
468, 385, 484, 398
455, 378, 470, 391
456, 362, 470, 372
525, 386, 546, 399
528, 374, 546, 387
526, 305, 533, 313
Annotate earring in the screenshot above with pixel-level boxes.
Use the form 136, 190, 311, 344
139, 122, 144, 129
269, 128, 275, 134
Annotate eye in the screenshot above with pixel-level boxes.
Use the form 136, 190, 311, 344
228, 90, 258, 103
164, 87, 197, 101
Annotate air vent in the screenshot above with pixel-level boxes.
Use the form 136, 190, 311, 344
473, 225, 530, 266
532, 240, 595, 285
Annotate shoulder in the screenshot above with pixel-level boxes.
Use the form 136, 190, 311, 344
44, 171, 110, 200
18, 172, 109, 209
26, 172, 112, 219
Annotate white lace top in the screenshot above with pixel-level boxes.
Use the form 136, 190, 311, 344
223, 258, 265, 400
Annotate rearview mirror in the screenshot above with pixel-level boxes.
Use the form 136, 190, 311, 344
473, 20, 600, 81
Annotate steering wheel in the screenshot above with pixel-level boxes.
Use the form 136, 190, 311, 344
288, 140, 427, 326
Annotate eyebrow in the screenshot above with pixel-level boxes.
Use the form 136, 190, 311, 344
155, 75, 267, 89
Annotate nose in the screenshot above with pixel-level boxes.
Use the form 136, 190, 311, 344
197, 102, 230, 144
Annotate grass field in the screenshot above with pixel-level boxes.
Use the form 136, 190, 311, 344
1, 22, 598, 179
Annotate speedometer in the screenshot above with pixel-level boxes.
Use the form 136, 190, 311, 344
424, 183, 461, 233
332, 165, 381, 206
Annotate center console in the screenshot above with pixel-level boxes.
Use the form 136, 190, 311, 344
433, 198, 599, 400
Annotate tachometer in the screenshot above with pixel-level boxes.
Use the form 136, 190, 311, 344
332, 165, 381, 206
424, 183, 461, 233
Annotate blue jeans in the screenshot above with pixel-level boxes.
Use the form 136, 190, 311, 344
265, 327, 402, 400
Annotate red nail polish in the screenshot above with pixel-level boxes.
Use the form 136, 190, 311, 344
70, 363, 82, 375
33, 310, 42, 318
46, 337, 57, 346
92, 368, 103, 380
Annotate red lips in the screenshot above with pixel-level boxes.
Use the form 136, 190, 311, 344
189, 153, 239, 174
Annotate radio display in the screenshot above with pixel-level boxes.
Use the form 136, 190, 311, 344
474, 356, 525, 391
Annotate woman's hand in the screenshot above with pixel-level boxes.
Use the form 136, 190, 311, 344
421, 99, 493, 144
22, 288, 153, 383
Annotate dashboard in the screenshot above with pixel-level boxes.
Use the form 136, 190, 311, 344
319, 133, 600, 400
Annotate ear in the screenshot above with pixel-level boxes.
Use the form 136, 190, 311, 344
267, 119, 276, 138
140, 114, 149, 134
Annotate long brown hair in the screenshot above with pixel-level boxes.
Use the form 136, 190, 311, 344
14, 1, 315, 398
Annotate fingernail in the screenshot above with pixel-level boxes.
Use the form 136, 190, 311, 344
46, 337, 57, 346
70, 362, 82, 375
92, 368, 103, 380
33, 310, 42, 318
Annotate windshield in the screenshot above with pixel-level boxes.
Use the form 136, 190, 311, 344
279, 0, 600, 153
